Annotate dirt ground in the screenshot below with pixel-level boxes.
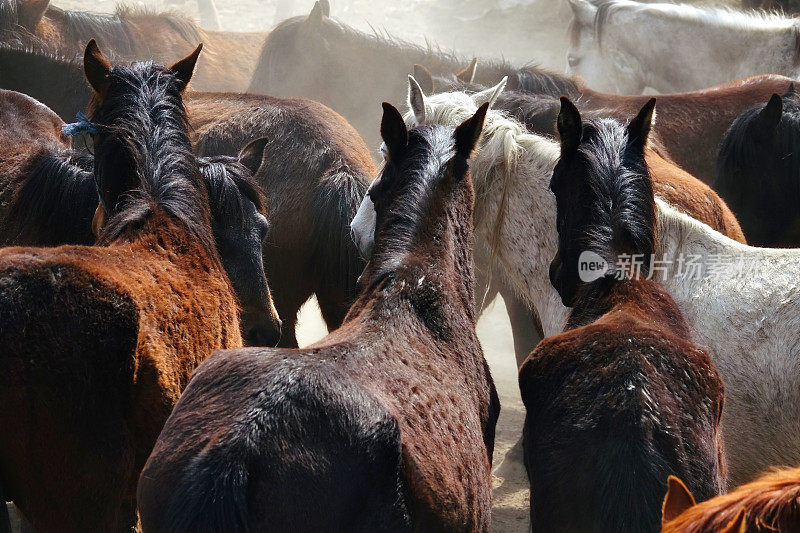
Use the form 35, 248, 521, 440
35, 0, 731, 530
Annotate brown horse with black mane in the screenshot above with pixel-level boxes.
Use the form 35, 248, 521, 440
138, 103, 499, 532
0, 42, 375, 347
522, 98, 726, 531
0, 42, 270, 531
0, 0, 264, 91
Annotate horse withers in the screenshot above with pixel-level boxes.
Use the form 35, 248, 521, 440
520, 98, 726, 531
137, 103, 499, 532
0, 42, 266, 531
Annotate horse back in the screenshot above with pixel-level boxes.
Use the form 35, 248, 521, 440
519, 283, 725, 532
138, 343, 411, 533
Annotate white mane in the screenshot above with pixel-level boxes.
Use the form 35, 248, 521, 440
601, 0, 798, 31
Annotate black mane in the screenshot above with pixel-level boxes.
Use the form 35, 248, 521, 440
199, 155, 265, 231
0, 150, 97, 246
90, 61, 214, 255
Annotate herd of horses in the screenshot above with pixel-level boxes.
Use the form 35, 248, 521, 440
3, 0, 800, 530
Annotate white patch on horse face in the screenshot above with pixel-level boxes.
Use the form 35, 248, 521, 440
350, 177, 378, 258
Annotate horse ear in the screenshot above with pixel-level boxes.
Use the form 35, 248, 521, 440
661, 476, 696, 525
626, 97, 656, 153
454, 102, 488, 161
307, 1, 326, 26
18, 0, 49, 30
472, 76, 507, 108
84, 39, 111, 98
408, 75, 427, 124
413, 64, 434, 95
239, 137, 269, 175
758, 93, 783, 132
380, 102, 408, 161
557, 96, 582, 155
568, 0, 597, 27
456, 58, 478, 84
319, 0, 330, 16
169, 43, 203, 92
720, 508, 747, 533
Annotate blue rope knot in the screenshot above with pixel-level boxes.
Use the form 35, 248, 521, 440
62, 112, 98, 137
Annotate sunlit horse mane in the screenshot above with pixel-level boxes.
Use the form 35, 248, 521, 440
408, 90, 559, 220
0, 0, 200, 56
89, 61, 215, 257
257, 12, 580, 97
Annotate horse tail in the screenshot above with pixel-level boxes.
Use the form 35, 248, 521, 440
312, 163, 370, 327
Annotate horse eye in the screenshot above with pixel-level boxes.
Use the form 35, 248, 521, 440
255, 214, 270, 242
567, 55, 581, 67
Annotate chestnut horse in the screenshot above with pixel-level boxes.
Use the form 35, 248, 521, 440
0, 87, 281, 345
0, 42, 255, 531
0, 43, 375, 347
249, 2, 795, 183
0, 0, 265, 91
138, 103, 499, 532
715, 85, 800, 247
662, 469, 800, 532
522, 98, 725, 531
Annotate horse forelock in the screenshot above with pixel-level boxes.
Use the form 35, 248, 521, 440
573, 117, 656, 266
198, 155, 265, 232
92, 62, 214, 255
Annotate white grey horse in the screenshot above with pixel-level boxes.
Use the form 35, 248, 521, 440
566, 0, 800, 93
352, 80, 800, 486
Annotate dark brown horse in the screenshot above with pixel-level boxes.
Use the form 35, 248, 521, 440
0, 88, 96, 246
521, 99, 726, 531
137, 103, 499, 532
715, 86, 800, 247
0, 42, 255, 531
188, 91, 376, 347
0, 0, 265, 91
662, 468, 800, 532
249, 3, 794, 183
0, 43, 376, 347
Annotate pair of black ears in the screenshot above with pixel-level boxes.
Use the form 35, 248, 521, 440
306, 0, 330, 25
557, 97, 656, 155
757, 84, 795, 132
379, 102, 488, 167
83, 39, 202, 99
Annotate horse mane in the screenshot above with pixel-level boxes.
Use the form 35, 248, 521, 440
92, 62, 214, 256
258, 13, 579, 98
572, 116, 656, 267
198, 155, 265, 231
663, 467, 800, 532
716, 89, 800, 201
43, 4, 201, 58
0, 150, 97, 246
576, 0, 799, 48
372, 126, 454, 273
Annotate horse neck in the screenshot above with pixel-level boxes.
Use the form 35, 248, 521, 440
351, 181, 477, 336
567, 277, 692, 339
471, 133, 568, 337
